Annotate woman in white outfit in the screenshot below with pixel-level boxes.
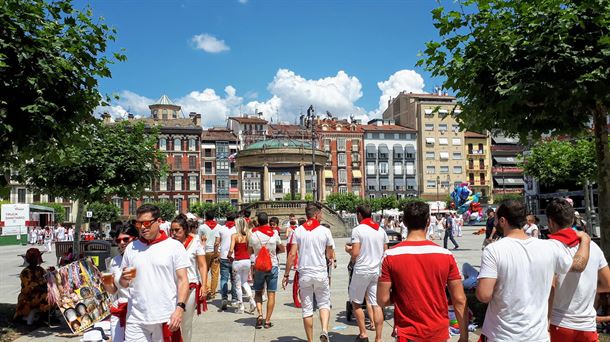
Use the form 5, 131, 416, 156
102, 224, 139, 342
523, 214, 539, 238
43, 227, 53, 252
229, 217, 256, 314
170, 214, 208, 342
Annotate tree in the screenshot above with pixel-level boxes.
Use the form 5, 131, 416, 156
0, 0, 124, 175
419, 0, 610, 257
16, 121, 163, 255
190, 202, 216, 219
493, 193, 524, 203
87, 202, 120, 224
216, 201, 237, 218
35, 202, 66, 223
325, 193, 363, 213
151, 201, 176, 221
397, 197, 425, 210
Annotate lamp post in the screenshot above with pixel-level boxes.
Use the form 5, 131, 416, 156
303, 105, 317, 201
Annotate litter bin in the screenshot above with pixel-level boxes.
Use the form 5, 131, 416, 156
83, 240, 112, 271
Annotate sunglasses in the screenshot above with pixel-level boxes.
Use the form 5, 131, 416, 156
115, 237, 133, 244
135, 219, 158, 229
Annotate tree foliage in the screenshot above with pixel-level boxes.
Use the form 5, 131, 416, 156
190, 201, 237, 219
493, 193, 524, 203
325, 193, 363, 213
0, 0, 125, 168
150, 201, 176, 221
87, 201, 120, 223
523, 138, 597, 186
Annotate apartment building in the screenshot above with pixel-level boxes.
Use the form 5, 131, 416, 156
382, 92, 468, 201
464, 131, 493, 202
491, 135, 525, 195
200, 128, 240, 205
362, 119, 418, 199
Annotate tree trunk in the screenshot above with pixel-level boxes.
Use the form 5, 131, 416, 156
593, 104, 610, 259
72, 200, 85, 257
584, 182, 593, 235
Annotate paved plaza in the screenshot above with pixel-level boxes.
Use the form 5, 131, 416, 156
2, 226, 485, 342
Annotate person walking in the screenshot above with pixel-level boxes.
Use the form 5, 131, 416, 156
427, 214, 437, 240
101, 224, 139, 342
55, 224, 66, 242
283, 203, 335, 342
546, 198, 610, 341
443, 214, 459, 250
218, 212, 238, 310
377, 201, 468, 342
523, 214, 539, 238
119, 204, 190, 342
285, 213, 297, 240
67, 225, 74, 241
250, 212, 284, 329
170, 214, 208, 342
476, 200, 591, 341
482, 208, 496, 249
198, 209, 221, 300
345, 204, 388, 342
43, 227, 53, 252
228, 217, 256, 314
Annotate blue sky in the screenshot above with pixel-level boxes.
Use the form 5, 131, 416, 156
88, 0, 455, 127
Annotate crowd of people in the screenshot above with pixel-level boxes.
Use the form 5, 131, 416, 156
27, 224, 76, 251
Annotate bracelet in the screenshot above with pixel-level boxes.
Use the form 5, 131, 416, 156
283, 274, 290, 278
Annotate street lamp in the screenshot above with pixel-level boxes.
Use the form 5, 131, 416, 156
303, 105, 317, 202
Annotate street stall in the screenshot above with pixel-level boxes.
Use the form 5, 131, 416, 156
0, 204, 55, 246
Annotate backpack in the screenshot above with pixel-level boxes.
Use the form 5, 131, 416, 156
254, 233, 273, 273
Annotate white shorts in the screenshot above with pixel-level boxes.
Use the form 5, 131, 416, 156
124, 322, 164, 342
348, 272, 378, 305
299, 274, 331, 318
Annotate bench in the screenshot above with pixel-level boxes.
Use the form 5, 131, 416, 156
55, 240, 112, 269
55, 241, 90, 265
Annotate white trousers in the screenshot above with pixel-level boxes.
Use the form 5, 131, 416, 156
124, 322, 163, 342
181, 287, 197, 342
110, 315, 125, 342
233, 259, 254, 304
299, 274, 331, 318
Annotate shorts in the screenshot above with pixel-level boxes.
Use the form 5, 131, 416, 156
348, 272, 378, 305
124, 322, 163, 342
253, 266, 278, 292
299, 274, 331, 318
550, 324, 598, 342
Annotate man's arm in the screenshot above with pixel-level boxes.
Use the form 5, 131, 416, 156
196, 255, 208, 296
213, 236, 220, 256
447, 279, 468, 342
476, 278, 496, 303
548, 275, 557, 321
349, 243, 361, 263
167, 267, 189, 332
376, 281, 392, 307
282, 243, 298, 289
598, 266, 610, 293
570, 232, 591, 272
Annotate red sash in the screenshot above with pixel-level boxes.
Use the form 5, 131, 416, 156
161, 323, 182, 342
302, 219, 321, 231
109, 302, 128, 327
361, 218, 380, 230
139, 230, 169, 245
189, 282, 207, 315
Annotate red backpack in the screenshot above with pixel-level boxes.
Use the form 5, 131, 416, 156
254, 234, 273, 272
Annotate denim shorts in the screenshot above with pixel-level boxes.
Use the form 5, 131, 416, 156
253, 266, 278, 292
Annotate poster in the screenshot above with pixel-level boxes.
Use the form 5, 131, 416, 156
45, 258, 112, 334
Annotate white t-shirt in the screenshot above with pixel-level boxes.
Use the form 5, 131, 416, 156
121, 237, 190, 324
351, 224, 388, 275
197, 223, 220, 253
159, 221, 171, 236
524, 223, 539, 237
249, 230, 282, 267
218, 224, 236, 259
108, 254, 129, 305
293, 224, 335, 278
479, 237, 572, 341
183, 236, 206, 284
55, 226, 66, 241
551, 241, 608, 331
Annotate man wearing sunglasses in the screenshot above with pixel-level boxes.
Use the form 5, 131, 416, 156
120, 204, 190, 342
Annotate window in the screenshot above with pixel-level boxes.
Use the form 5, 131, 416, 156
217, 161, 229, 171
112, 198, 122, 209
440, 152, 449, 160
204, 162, 213, 174
174, 176, 182, 191
338, 153, 346, 167
453, 152, 462, 160
173, 156, 182, 170
188, 139, 197, 151
337, 138, 346, 151
230, 180, 237, 188
339, 186, 347, 194
189, 176, 197, 190
351, 153, 360, 162
453, 166, 463, 174
217, 179, 226, 190
48, 195, 55, 203
189, 156, 197, 170
204, 149, 212, 157
130, 199, 137, 216
439, 138, 448, 145
425, 137, 435, 146
439, 124, 448, 131
424, 108, 433, 116
324, 139, 331, 151
394, 162, 403, 175
17, 188, 26, 203
441, 181, 450, 188
426, 152, 435, 159
159, 138, 167, 151
174, 138, 181, 151
452, 124, 460, 132
189, 198, 197, 210
339, 169, 347, 184
352, 140, 360, 151
160, 178, 168, 191
366, 162, 376, 175
452, 138, 461, 145
427, 180, 436, 188
426, 166, 435, 174
205, 180, 213, 193
379, 162, 389, 175
217, 144, 229, 154
440, 166, 449, 173
379, 133, 385, 139
425, 124, 434, 131
406, 162, 415, 175
175, 198, 182, 213
162, 109, 168, 120
275, 180, 283, 193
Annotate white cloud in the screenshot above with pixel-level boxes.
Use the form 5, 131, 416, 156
191, 34, 230, 53
374, 69, 426, 115
95, 91, 155, 120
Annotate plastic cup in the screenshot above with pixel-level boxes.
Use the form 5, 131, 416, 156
101, 272, 114, 287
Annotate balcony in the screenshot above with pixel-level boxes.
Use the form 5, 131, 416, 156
491, 145, 524, 152
493, 188, 524, 194
492, 166, 524, 174
352, 161, 360, 168
472, 181, 488, 186
467, 165, 486, 171
467, 150, 486, 158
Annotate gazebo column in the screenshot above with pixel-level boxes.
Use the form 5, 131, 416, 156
259, 171, 264, 201
263, 164, 270, 201
299, 164, 306, 200
290, 171, 296, 200
237, 167, 243, 204
319, 166, 326, 201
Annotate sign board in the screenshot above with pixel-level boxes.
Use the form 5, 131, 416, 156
86, 211, 93, 218
1, 204, 29, 227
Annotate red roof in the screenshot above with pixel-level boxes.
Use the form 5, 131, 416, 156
228, 116, 268, 124
202, 128, 238, 141
464, 131, 487, 138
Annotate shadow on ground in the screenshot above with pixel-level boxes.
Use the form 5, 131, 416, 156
0, 304, 71, 342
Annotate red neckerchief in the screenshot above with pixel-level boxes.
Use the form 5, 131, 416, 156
225, 221, 235, 228
139, 230, 169, 245
252, 225, 275, 237
205, 220, 218, 229
290, 225, 297, 230
244, 217, 251, 223
360, 218, 380, 230
302, 219, 321, 231
182, 235, 194, 249
549, 228, 580, 247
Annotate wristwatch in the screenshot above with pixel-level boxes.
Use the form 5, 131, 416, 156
283, 273, 290, 278
176, 302, 186, 310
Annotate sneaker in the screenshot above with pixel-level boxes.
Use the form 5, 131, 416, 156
262, 294, 268, 302
237, 304, 244, 314
231, 299, 239, 307
248, 301, 256, 314
453, 246, 460, 250
221, 300, 228, 311
320, 331, 329, 342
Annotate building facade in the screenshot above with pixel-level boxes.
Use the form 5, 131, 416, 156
200, 128, 239, 206
491, 135, 525, 196
362, 119, 418, 199
464, 132, 493, 202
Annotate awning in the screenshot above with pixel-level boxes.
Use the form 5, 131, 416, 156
366, 144, 376, 153
494, 156, 517, 165
352, 170, 362, 178
439, 109, 448, 114
324, 170, 333, 178
440, 152, 449, 160
494, 177, 525, 186
454, 109, 462, 114
424, 109, 433, 114
439, 138, 448, 145
379, 178, 390, 186
492, 136, 519, 144
425, 137, 435, 144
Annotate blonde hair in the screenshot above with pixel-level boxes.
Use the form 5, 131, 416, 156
235, 217, 248, 237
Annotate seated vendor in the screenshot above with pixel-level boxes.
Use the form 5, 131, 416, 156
14, 248, 50, 325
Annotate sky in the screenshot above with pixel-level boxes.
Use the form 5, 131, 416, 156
88, 0, 457, 127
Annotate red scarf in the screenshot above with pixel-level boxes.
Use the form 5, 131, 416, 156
189, 282, 207, 315
139, 230, 169, 245
244, 217, 251, 224
290, 225, 297, 230
110, 302, 128, 327
225, 221, 235, 228
161, 323, 182, 342
205, 220, 218, 229
302, 219, 321, 231
252, 225, 275, 237
549, 228, 580, 247
360, 218, 380, 230
182, 235, 194, 249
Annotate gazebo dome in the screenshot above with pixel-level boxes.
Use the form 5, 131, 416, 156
245, 139, 313, 151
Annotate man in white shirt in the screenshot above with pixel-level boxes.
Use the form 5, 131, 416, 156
546, 198, 610, 341
197, 210, 221, 299
283, 203, 335, 342
345, 204, 388, 342
476, 200, 591, 342
55, 224, 66, 242
67, 226, 74, 241
119, 204, 190, 342
218, 212, 237, 310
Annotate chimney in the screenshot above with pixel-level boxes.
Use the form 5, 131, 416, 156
101, 112, 111, 124
189, 112, 201, 126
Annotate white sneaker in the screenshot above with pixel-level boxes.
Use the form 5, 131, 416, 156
237, 304, 244, 314
320, 331, 329, 342
248, 301, 256, 314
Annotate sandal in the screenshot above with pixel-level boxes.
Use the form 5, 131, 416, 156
264, 321, 274, 329
366, 323, 376, 331
255, 315, 263, 329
